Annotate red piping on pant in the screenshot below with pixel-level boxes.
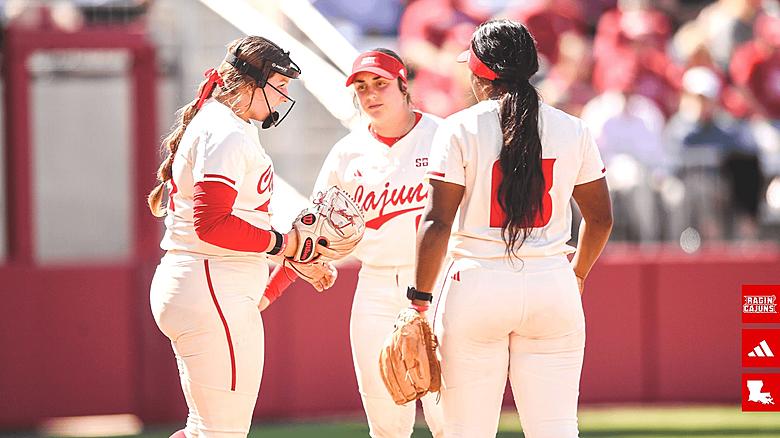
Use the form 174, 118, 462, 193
432, 259, 455, 329
204, 259, 237, 391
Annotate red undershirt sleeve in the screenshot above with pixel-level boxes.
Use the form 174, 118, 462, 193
264, 263, 299, 303
193, 180, 279, 252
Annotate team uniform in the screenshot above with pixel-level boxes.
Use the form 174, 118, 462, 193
150, 98, 281, 437
426, 99, 606, 438
312, 112, 444, 438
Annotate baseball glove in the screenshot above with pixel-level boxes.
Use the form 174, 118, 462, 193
289, 186, 365, 263
379, 308, 441, 405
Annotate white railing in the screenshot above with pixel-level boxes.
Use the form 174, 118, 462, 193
276, 0, 359, 75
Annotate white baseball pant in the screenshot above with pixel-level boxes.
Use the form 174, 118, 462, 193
434, 255, 586, 438
150, 251, 269, 438
351, 264, 444, 438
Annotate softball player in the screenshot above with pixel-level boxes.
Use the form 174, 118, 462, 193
264, 49, 444, 437
412, 20, 613, 438
147, 36, 332, 438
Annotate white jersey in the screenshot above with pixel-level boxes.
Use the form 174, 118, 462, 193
427, 99, 605, 260
313, 112, 442, 267
160, 99, 275, 257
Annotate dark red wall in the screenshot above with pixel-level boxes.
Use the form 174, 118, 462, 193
1, 249, 778, 428
0, 266, 138, 425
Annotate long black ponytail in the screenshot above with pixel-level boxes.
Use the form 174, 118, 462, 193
472, 19, 544, 257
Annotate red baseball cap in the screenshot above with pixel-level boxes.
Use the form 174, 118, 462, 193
345, 51, 408, 86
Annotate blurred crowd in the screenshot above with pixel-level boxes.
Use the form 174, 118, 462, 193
316, 0, 780, 246
4, 0, 778, 247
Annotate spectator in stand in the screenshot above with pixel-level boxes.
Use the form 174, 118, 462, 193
579, 0, 622, 27
730, 12, 780, 180
594, 0, 672, 56
399, 0, 486, 116
405, 21, 476, 116
593, 0, 683, 117
590, 96, 667, 241
673, 19, 759, 120
678, 0, 764, 71
538, 32, 596, 117
731, 12, 780, 121
582, 49, 669, 241
501, 0, 586, 66
665, 67, 763, 241
581, 60, 666, 145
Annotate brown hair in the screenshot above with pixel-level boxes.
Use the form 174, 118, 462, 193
147, 36, 292, 217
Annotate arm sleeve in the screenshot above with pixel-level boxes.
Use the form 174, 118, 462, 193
193, 181, 282, 252
575, 124, 607, 185
190, 130, 284, 253
426, 121, 467, 187
264, 263, 298, 304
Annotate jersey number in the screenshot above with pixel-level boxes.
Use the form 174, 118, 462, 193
489, 158, 556, 228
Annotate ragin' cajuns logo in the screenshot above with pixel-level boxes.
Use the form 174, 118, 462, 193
353, 182, 427, 229
257, 165, 274, 195
255, 165, 274, 212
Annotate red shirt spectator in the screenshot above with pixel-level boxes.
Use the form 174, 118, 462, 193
593, 8, 681, 117
538, 33, 595, 116
729, 14, 780, 120
400, 0, 480, 116
399, 0, 484, 50
593, 43, 682, 117
730, 42, 780, 119
594, 7, 671, 59
504, 0, 585, 65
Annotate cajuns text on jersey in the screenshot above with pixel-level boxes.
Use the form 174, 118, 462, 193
313, 112, 442, 267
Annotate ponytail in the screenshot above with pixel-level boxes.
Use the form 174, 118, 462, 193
497, 81, 544, 257
147, 73, 215, 217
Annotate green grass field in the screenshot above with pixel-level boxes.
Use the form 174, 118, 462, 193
5, 405, 777, 438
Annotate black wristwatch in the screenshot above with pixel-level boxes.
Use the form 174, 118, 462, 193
407, 286, 433, 303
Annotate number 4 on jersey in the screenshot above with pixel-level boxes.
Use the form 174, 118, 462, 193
489, 158, 555, 228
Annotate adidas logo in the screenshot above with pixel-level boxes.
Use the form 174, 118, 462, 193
748, 340, 776, 358
451, 272, 460, 282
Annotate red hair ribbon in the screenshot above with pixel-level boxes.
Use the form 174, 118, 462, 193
195, 68, 225, 110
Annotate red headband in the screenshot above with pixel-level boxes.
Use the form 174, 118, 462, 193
196, 68, 225, 110
457, 46, 498, 80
